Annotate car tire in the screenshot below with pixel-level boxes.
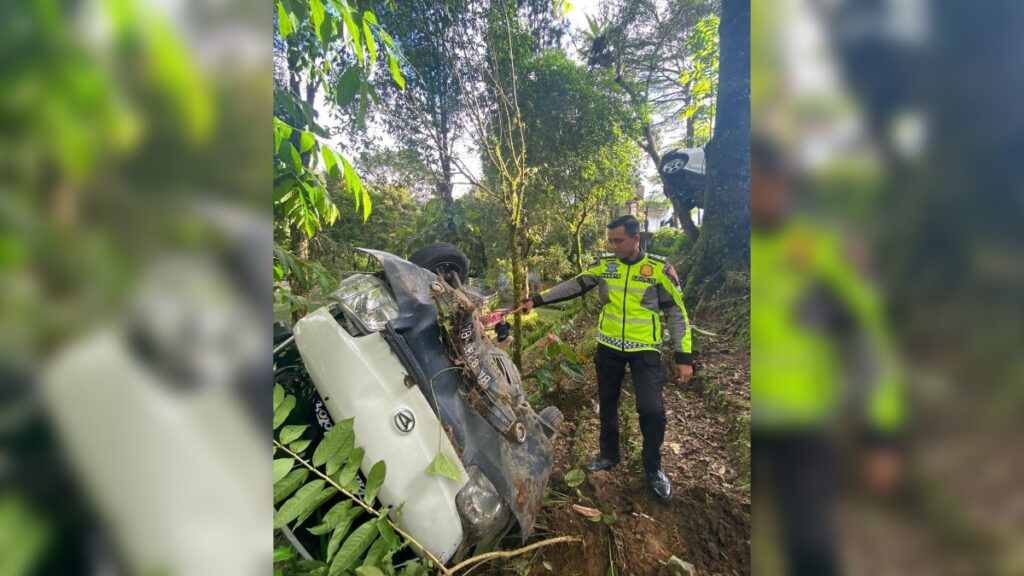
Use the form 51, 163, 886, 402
409, 242, 470, 285
659, 151, 691, 186
538, 405, 564, 435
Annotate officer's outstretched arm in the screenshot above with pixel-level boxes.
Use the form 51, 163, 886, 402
656, 267, 693, 366
528, 259, 603, 308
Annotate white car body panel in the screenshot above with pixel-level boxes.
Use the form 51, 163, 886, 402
294, 307, 469, 562
42, 329, 270, 576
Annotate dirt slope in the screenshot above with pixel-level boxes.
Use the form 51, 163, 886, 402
479, 310, 751, 576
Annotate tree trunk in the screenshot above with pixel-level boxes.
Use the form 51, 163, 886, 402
665, 181, 701, 242
573, 228, 584, 272
683, 0, 750, 326
291, 226, 309, 261
509, 210, 527, 366
439, 125, 458, 242
635, 119, 701, 244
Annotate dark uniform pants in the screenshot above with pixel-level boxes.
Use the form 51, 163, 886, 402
753, 434, 839, 576
594, 344, 667, 473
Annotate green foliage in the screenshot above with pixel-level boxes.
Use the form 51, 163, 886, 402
530, 245, 575, 284
519, 51, 640, 271
272, 384, 407, 575
526, 340, 586, 395
679, 14, 720, 146
425, 452, 462, 483
274, 0, 406, 301
564, 468, 585, 488
649, 227, 695, 258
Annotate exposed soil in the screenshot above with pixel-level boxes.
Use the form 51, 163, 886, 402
478, 307, 751, 576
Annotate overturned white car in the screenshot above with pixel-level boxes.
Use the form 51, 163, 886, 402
273, 243, 562, 564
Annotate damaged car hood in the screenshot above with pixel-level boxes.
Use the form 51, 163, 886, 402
360, 249, 553, 540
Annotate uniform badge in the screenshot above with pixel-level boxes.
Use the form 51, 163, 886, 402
606, 262, 618, 273
639, 264, 654, 276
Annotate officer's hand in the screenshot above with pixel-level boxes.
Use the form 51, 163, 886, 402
863, 448, 902, 495
675, 363, 693, 385
512, 299, 534, 315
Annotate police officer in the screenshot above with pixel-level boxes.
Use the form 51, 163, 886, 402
514, 215, 693, 502
751, 136, 904, 576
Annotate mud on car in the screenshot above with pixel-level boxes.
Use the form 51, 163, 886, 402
273, 243, 563, 565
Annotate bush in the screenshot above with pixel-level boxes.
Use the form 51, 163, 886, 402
649, 227, 693, 258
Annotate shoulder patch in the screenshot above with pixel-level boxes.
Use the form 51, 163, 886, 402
664, 263, 682, 287
647, 253, 667, 263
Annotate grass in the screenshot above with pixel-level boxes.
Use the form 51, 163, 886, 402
620, 394, 644, 474
729, 411, 752, 489
570, 407, 599, 468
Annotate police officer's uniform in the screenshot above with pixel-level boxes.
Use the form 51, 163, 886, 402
530, 251, 693, 489
752, 219, 904, 576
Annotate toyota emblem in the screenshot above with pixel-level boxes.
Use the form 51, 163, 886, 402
393, 408, 416, 433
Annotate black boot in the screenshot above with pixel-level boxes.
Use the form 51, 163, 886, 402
647, 468, 672, 502
585, 455, 620, 473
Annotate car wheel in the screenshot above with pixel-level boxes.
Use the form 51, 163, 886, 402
538, 405, 564, 437
659, 151, 691, 186
408, 242, 470, 286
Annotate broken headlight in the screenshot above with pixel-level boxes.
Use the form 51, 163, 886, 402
328, 274, 399, 332
455, 466, 511, 543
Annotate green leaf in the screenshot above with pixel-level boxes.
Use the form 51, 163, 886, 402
300, 131, 316, 154
362, 18, 377, 67
313, 419, 355, 476
330, 519, 378, 575
340, 7, 363, 65
326, 506, 364, 561
399, 560, 428, 576
280, 424, 308, 445
295, 486, 339, 527
339, 155, 372, 221
274, 468, 309, 504
564, 468, 585, 488
273, 384, 285, 411
279, 140, 301, 174
277, 1, 292, 39
530, 366, 553, 388
336, 67, 360, 107
425, 452, 461, 482
348, 446, 366, 466
363, 460, 387, 505
356, 567, 386, 576
559, 362, 585, 381
558, 343, 577, 360
360, 537, 387, 570
273, 458, 294, 484
274, 395, 296, 430
274, 546, 295, 562
322, 145, 339, 178
274, 127, 284, 156
274, 480, 326, 528
309, 0, 325, 39
388, 54, 405, 90
308, 501, 353, 535
543, 560, 553, 571
377, 510, 399, 549
336, 447, 364, 487
295, 560, 328, 574
289, 438, 312, 453
545, 342, 560, 359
